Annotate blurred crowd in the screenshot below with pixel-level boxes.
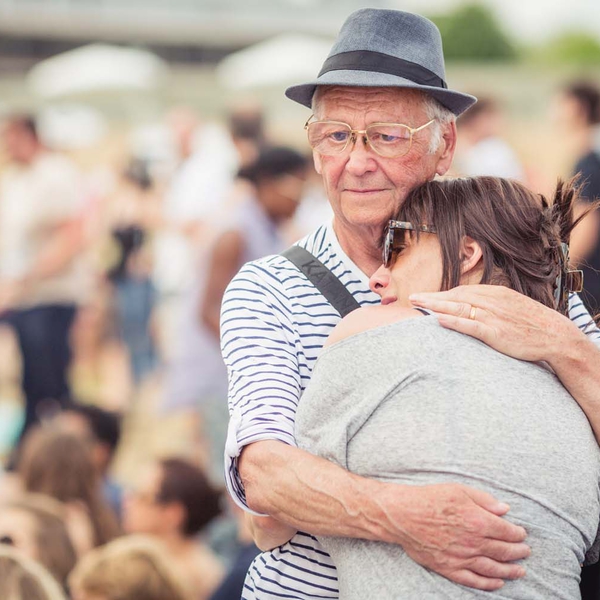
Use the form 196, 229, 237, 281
0, 77, 598, 599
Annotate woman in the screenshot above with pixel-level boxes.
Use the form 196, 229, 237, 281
294, 177, 600, 599
18, 427, 121, 554
123, 457, 224, 600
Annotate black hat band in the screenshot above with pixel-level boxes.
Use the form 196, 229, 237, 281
318, 50, 448, 90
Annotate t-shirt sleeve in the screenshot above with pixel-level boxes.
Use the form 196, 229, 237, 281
220, 262, 301, 514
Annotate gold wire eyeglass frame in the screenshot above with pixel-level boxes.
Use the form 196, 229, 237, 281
304, 116, 435, 158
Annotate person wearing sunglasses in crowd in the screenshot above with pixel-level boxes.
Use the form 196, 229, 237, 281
293, 176, 600, 599
221, 9, 600, 599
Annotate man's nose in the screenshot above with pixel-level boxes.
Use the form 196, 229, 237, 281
369, 264, 391, 295
345, 134, 377, 176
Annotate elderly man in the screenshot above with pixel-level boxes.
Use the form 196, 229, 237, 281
221, 9, 600, 599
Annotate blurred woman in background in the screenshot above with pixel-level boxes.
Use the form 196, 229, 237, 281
17, 427, 121, 554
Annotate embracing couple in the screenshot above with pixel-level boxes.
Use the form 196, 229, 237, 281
221, 9, 600, 599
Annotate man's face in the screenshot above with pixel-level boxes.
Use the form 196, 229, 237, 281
312, 87, 454, 232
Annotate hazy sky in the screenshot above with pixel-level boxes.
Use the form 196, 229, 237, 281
383, 0, 600, 43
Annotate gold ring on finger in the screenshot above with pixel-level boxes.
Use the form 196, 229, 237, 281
469, 306, 477, 320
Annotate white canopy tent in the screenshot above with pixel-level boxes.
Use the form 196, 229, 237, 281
216, 33, 333, 91
27, 43, 168, 99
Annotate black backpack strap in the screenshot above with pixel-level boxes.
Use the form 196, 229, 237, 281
281, 245, 361, 318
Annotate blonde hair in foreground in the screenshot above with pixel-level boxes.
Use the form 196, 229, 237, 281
69, 535, 192, 600
0, 545, 66, 600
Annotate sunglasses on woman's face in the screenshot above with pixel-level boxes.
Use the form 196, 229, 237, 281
383, 220, 437, 268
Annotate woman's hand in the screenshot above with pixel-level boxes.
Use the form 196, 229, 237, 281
409, 284, 580, 363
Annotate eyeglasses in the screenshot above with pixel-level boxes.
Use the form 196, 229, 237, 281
305, 116, 435, 158
383, 220, 437, 268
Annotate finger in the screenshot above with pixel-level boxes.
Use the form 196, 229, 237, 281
480, 540, 531, 563
467, 557, 526, 580
480, 513, 528, 543
410, 286, 513, 312
435, 315, 493, 345
447, 569, 505, 591
460, 486, 510, 516
409, 297, 474, 319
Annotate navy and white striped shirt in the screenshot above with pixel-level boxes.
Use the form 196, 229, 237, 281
221, 222, 600, 600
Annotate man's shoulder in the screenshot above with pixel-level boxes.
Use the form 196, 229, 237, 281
231, 224, 332, 286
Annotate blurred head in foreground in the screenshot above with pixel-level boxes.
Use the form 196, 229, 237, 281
0, 494, 76, 591
0, 545, 66, 600
69, 535, 190, 600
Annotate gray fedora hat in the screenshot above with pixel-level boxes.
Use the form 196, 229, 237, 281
286, 8, 476, 116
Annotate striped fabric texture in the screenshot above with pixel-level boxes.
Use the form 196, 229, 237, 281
221, 222, 600, 600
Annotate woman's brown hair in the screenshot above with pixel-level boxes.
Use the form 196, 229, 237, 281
395, 176, 595, 315
18, 427, 121, 547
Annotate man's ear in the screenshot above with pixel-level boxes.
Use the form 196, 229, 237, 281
312, 150, 323, 175
460, 236, 483, 277
435, 120, 457, 177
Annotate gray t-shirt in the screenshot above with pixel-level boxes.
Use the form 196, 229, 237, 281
295, 315, 600, 600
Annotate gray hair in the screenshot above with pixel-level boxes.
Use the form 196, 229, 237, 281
422, 94, 455, 153
311, 87, 455, 154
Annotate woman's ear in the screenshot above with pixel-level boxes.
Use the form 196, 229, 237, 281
460, 236, 483, 280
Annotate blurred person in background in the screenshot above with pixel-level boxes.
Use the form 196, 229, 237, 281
0, 493, 77, 591
227, 102, 268, 169
69, 535, 191, 600
0, 114, 87, 443
0, 545, 66, 600
555, 81, 600, 314
554, 80, 600, 598
123, 457, 224, 599
152, 107, 239, 358
162, 146, 308, 481
17, 427, 121, 554
54, 402, 123, 518
103, 159, 158, 386
454, 97, 525, 180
